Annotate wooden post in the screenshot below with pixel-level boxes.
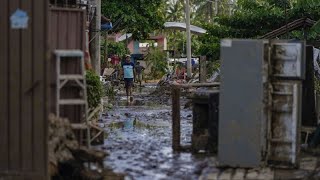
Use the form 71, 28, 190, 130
199, 56, 207, 83
103, 32, 108, 68
89, 0, 101, 75
172, 86, 181, 152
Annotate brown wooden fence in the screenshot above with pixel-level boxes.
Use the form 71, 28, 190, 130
48, 8, 87, 145
0, 0, 48, 179
48, 8, 86, 123
48, 8, 86, 51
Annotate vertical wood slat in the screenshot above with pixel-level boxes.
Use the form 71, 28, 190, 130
0, 0, 47, 178
33, 0, 47, 175
9, 0, 21, 171
76, 11, 80, 50
68, 12, 77, 48
199, 56, 207, 83
48, 8, 86, 123
49, 10, 58, 113
81, 11, 86, 51
59, 11, 68, 49
0, 0, 9, 170
21, 0, 33, 171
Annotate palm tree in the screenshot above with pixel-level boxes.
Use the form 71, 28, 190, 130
192, 0, 214, 22
192, 0, 235, 23
164, 0, 185, 54
165, 0, 184, 22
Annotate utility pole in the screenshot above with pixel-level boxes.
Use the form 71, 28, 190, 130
89, 0, 101, 75
186, 0, 192, 78
214, 0, 218, 16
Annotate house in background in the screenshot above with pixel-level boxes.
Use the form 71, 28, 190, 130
115, 33, 167, 55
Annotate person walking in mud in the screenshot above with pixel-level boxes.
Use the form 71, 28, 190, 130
135, 61, 145, 87
122, 55, 135, 102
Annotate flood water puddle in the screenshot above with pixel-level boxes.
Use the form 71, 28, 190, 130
97, 97, 209, 180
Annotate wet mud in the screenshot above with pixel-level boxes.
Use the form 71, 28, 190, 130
95, 84, 320, 180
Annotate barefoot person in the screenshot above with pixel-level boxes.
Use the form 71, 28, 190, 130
122, 55, 135, 102
135, 62, 145, 87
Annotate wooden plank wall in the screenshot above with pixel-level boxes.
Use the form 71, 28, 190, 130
0, 0, 48, 179
48, 8, 86, 125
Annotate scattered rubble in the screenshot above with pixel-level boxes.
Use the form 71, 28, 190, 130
48, 114, 111, 180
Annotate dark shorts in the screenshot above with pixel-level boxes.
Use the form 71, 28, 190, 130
124, 78, 133, 88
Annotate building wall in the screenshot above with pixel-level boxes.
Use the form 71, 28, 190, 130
0, 0, 48, 179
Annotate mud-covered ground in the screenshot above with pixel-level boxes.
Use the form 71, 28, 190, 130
95, 84, 320, 180
96, 84, 208, 179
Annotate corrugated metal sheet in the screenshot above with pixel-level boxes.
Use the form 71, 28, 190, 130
0, 0, 48, 179
259, 18, 315, 39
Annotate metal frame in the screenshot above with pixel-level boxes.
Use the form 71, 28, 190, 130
55, 49, 90, 148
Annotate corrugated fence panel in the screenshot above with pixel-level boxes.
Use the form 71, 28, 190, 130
9, 0, 21, 171
33, 0, 47, 174
48, 8, 85, 51
20, 1, 33, 171
48, 8, 86, 126
0, 0, 9, 171
0, 0, 48, 179
21, 0, 33, 172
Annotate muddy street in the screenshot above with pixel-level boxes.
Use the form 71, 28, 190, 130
93, 84, 320, 180
96, 84, 209, 179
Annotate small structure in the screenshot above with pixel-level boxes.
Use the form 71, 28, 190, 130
191, 90, 219, 154
259, 17, 316, 39
116, 33, 168, 55
164, 22, 207, 35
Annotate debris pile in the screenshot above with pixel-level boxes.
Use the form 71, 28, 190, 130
48, 114, 108, 180
157, 68, 220, 87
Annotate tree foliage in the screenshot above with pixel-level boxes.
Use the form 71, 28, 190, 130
86, 70, 104, 109
144, 47, 168, 79
102, 0, 165, 40
105, 41, 129, 57
197, 0, 320, 61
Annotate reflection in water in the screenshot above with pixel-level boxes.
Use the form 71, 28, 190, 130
99, 102, 207, 180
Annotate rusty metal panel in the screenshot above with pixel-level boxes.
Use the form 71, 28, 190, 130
268, 81, 301, 167
266, 41, 305, 167
218, 39, 266, 167
271, 41, 305, 79
0, 0, 48, 179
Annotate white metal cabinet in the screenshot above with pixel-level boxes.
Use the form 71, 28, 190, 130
218, 39, 305, 168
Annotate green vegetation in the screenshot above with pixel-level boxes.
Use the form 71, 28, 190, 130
106, 41, 129, 57
101, 0, 165, 40
104, 84, 116, 100
86, 70, 104, 109
144, 46, 168, 79
101, 0, 320, 80
101, 41, 129, 65
197, 0, 320, 61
